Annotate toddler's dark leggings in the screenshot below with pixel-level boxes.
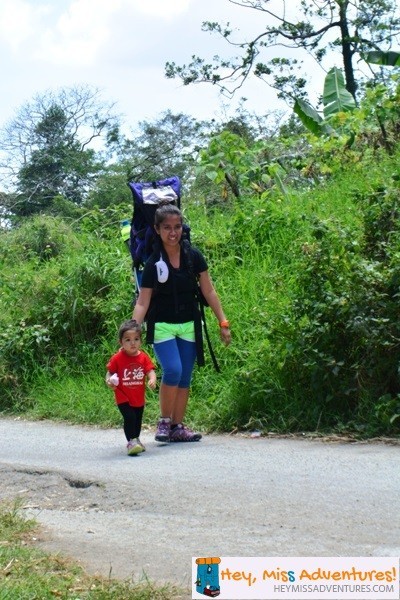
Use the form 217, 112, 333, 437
117, 403, 144, 441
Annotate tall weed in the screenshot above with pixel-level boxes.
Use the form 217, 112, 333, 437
267, 161, 400, 434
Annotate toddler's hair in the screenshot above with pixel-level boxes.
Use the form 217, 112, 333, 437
118, 319, 142, 341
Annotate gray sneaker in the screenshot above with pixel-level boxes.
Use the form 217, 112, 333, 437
137, 438, 146, 452
127, 438, 145, 455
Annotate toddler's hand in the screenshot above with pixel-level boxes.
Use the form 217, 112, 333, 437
147, 379, 156, 390
107, 373, 119, 388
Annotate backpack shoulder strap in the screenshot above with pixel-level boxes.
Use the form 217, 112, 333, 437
181, 240, 220, 373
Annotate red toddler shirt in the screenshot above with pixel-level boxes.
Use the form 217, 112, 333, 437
107, 349, 155, 407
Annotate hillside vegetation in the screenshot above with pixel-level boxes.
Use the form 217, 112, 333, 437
1, 76, 399, 438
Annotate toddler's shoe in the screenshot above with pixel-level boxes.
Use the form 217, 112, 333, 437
127, 438, 145, 455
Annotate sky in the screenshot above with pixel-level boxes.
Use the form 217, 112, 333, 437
1, 0, 397, 136
0, 0, 308, 134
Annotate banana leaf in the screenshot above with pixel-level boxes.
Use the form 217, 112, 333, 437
293, 98, 323, 135
323, 67, 356, 118
364, 50, 400, 67
293, 98, 334, 136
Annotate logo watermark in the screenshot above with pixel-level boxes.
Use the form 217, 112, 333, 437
192, 557, 399, 599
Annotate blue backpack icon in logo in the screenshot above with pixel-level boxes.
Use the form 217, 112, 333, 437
195, 557, 221, 597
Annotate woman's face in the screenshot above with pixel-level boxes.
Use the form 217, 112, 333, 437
156, 214, 183, 248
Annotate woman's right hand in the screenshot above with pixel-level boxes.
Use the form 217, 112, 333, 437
132, 287, 153, 323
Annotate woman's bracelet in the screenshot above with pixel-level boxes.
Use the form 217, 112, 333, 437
219, 320, 230, 328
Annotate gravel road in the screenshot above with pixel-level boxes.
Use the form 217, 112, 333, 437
0, 417, 399, 594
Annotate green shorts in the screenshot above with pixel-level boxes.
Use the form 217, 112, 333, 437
154, 321, 195, 344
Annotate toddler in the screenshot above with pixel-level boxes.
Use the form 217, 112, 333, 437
106, 319, 156, 455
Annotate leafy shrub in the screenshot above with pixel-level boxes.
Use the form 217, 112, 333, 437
277, 201, 400, 433
0, 215, 82, 262
0, 213, 134, 408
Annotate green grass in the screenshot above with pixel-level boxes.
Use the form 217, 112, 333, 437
0, 500, 188, 599
23, 355, 162, 430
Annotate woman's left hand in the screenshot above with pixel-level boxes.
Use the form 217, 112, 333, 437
220, 326, 231, 346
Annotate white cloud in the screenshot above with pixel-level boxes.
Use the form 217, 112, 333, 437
29, 0, 192, 68
0, 0, 42, 51
123, 0, 191, 19
34, 0, 124, 67
0, 0, 290, 130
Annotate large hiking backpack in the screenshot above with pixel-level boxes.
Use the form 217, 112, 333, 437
125, 175, 220, 372
126, 175, 186, 293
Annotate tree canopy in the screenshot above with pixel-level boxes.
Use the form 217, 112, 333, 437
108, 110, 211, 184
0, 84, 118, 217
165, 0, 400, 102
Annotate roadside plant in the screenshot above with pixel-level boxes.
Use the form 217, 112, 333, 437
283, 195, 400, 433
196, 130, 290, 202
293, 67, 356, 137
